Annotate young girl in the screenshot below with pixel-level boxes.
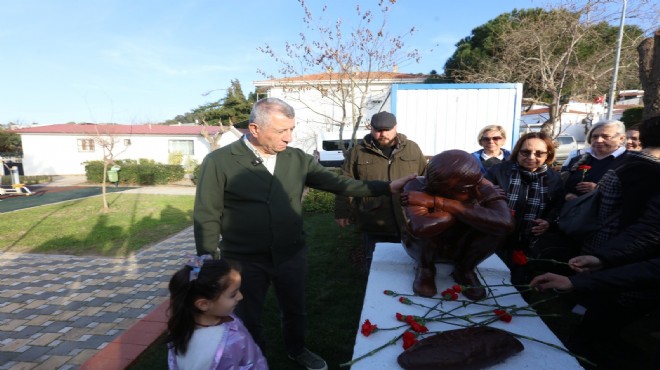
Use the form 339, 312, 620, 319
167, 255, 268, 370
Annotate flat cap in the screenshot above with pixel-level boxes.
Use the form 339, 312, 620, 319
371, 111, 397, 130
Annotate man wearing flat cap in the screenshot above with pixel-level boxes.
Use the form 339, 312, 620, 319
335, 111, 427, 269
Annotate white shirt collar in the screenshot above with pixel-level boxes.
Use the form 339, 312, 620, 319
480, 150, 504, 160
585, 145, 626, 159
243, 135, 277, 175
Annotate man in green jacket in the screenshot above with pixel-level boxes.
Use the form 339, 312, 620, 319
335, 111, 427, 269
193, 98, 415, 370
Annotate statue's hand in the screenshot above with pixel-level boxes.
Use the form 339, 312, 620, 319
402, 191, 435, 208
492, 184, 506, 198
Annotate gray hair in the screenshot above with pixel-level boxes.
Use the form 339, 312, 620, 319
587, 119, 626, 144
249, 98, 295, 127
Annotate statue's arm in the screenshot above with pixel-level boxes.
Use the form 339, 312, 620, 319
403, 191, 456, 237
442, 183, 514, 236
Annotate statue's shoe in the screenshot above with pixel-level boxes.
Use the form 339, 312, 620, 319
413, 267, 437, 297
451, 269, 486, 301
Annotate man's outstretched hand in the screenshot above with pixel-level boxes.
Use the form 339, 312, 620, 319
389, 173, 418, 194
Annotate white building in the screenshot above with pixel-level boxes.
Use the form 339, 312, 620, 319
14, 123, 244, 176
254, 71, 428, 153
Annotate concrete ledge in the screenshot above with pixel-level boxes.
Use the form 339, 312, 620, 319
79, 300, 169, 370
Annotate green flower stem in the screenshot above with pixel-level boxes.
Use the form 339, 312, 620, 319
339, 333, 403, 368
507, 331, 596, 367
373, 323, 410, 331
528, 257, 570, 266
348, 287, 571, 367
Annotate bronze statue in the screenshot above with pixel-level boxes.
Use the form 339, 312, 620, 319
401, 150, 514, 300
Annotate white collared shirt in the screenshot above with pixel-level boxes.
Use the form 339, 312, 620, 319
480, 150, 504, 160
243, 136, 277, 175
562, 145, 626, 167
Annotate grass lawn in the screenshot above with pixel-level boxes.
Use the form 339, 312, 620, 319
0, 193, 194, 256
128, 212, 368, 370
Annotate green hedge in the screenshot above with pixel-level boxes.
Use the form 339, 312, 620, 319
84, 159, 184, 185
302, 188, 336, 213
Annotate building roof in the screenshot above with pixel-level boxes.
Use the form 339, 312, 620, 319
254, 71, 427, 86
13, 123, 244, 136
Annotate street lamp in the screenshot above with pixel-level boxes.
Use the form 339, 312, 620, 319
606, 0, 627, 120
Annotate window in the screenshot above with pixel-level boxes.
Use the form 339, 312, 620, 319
557, 136, 574, 145
168, 140, 194, 155
322, 139, 364, 151
77, 139, 95, 152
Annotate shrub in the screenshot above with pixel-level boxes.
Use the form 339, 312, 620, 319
84, 160, 184, 185
190, 163, 203, 184
303, 188, 335, 213
168, 151, 184, 165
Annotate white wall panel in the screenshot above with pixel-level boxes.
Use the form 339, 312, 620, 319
392, 84, 522, 157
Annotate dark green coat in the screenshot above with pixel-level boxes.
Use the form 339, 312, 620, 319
334, 133, 427, 236
193, 138, 390, 264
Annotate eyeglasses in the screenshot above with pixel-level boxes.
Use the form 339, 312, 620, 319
591, 134, 616, 140
481, 136, 503, 142
519, 150, 548, 158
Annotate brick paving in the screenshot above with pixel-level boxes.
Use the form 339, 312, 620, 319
0, 224, 195, 370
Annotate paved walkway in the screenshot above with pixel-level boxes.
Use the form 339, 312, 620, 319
0, 177, 196, 369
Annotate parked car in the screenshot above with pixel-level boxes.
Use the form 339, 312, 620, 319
554, 135, 585, 164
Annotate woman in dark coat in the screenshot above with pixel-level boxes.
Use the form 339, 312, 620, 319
485, 132, 564, 283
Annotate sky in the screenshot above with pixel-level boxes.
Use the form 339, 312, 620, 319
0, 0, 638, 125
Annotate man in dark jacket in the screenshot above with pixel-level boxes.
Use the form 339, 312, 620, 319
335, 111, 427, 268
194, 98, 415, 370
530, 115, 660, 370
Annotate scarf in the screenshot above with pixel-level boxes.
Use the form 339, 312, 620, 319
506, 163, 549, 242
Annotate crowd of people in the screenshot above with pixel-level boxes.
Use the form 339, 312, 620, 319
163, 96, 659, 370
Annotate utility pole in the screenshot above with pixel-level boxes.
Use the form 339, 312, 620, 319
606, 0, 627, 120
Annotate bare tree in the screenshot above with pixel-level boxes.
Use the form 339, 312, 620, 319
258, 0, 421, 148
199, 118, 232, 151
446, 1, 651, 136
638, 29, 660, 119
90, 127, 129, 212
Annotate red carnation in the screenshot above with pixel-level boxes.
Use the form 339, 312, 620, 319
402, 331, 418, 350
396, 312, 404, 321
410, 321, 429, 333
452, 284, 463, 293
383, 290, 395, 296
578, 165, 592, 181
512, 250, 528, 265
360, 319, 378, 336
399, 297, 412, 305
441, 289, 458, 300
493, 309, 513, 323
